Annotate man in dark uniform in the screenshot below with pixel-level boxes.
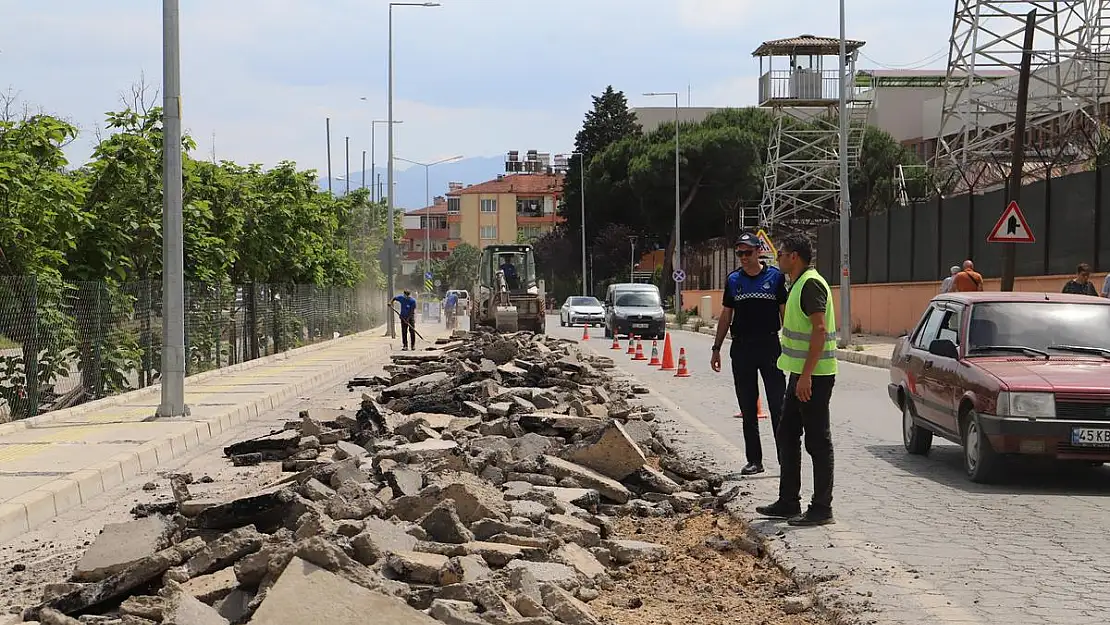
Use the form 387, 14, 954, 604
710, 232, 789, 476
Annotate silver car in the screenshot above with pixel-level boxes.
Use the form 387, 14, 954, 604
560, 296, 605, 327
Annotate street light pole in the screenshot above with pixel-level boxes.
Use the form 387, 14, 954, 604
387, 1, 439, 338
396, 155, 465, 290
643, 92, 681, 316
837, 0, 852, 347
570, 152, 587, 296
158, 0, 187, 417
360, 102, 403, 203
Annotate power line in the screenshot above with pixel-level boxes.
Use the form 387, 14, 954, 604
860, 48, 948, 69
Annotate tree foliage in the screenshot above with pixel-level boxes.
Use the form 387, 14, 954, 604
0, 96, 389, 419
442, 243, 480, 290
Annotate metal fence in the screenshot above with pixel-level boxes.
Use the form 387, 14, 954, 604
812, 166, 1110, 283
0, 277, 384, 421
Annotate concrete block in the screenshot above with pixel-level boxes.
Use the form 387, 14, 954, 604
561, 421, 645, 480
8, 489, 56, 528
152, 439, 175, 465
42, 479, 82, 516
67, 470, 104, 504
107, 452, 143, 481
247, 556, 439, 624
73, 515, 179, 582
0, 502, 30, 543
135, 444, 160, 472
92, 459, 126, 490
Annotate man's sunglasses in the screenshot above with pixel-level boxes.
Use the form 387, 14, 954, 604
734, 248, 755, 257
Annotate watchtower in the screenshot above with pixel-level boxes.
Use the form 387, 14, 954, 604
753, 35, 871, 233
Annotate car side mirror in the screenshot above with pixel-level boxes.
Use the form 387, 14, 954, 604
928, 338, 959, 359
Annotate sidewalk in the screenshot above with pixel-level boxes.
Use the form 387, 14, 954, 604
664, 316, 896, 368
0, 325, 422, 544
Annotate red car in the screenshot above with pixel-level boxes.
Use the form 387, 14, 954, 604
888, 291, 1110, 482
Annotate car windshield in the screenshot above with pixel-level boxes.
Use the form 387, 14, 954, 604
615, 292, 661, 307
967, 302, 1110, 354
569, 297, 600, 307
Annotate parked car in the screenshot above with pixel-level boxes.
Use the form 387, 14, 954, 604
604, 283, 666, 340
888, 291, 1110, 482
560, 296, 605, 327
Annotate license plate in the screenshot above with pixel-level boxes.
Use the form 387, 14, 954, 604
1071, 428, 1110, 446
631, 323, 649, 329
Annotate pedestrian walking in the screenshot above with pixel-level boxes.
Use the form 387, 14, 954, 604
940, 265, 960, 293
952, 260, 983, 292
392, 290, 418, 350
1062, 263, 1099, 296
710, 232, 788, 476
755, 233, 837, 527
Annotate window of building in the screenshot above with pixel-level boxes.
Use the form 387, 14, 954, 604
517, 226, 541, 241
480, 199, 497, 213
516, 197, 543, 216
449, 223, 461, 239
447, 197, 460, 214
480, 225, 497, 240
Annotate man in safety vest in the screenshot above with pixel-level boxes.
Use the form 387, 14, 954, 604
755, 233, 837, 527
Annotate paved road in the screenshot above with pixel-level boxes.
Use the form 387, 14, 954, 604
552, 318, 1110, 625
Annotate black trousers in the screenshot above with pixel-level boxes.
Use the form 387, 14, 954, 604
729, 336, 786, 466
400, 314, 416, 348
777, 373, 836, 513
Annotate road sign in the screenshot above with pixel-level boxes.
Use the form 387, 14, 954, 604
755, 229, 777, 258
434, 279, 442, 287
424, 279, 434, 292
424, 271, 433, 280
672, 269, 686, 283
987, 200, 1035, 243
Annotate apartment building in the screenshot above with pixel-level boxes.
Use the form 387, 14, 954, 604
445, 151, 565, 248
400, 196, 450, 276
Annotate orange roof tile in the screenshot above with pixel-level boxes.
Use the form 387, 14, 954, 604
407, 203, 448, 215
446, 173, 564, 197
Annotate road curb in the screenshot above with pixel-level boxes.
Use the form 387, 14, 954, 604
0, 323, 389, 437
663, 321, 892, 370
0, 338, 396, 545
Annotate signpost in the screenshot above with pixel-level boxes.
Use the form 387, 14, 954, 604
987, 200, 1035, 244
672, 269, 686, 283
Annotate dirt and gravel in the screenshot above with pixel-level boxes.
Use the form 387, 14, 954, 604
0, 328, 834, 625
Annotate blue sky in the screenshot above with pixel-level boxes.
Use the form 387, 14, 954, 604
0, 0, 950, 177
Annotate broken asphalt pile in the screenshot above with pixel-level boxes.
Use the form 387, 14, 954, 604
17, 328, 749, 625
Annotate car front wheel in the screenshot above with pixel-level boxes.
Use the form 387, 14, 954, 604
901, 397, 932, 455
962, 409, 1001, 483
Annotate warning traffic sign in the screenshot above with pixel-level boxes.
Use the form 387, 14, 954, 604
987, 200, 1035, 243
755, 229, 777, 258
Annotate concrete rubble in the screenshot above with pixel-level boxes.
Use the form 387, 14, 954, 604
16, 328, 744, 625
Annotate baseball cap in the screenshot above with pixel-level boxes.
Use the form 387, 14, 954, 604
734, 232, 759, 248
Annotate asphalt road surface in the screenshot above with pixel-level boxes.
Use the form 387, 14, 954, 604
551, 317, 1110, 625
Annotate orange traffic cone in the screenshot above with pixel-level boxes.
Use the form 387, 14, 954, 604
647, 341, 661, 366
674, 347, 690, 377
581, 324, 589, 341
626, 336, 637, 355
659, 333, 676, 371
610, 334, 621, 350
758, 397, 770, 420
633, 338, 647, 361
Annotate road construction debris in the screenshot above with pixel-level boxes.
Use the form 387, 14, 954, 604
12, 328, 821, 625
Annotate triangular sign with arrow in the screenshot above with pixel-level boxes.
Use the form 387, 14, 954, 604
987, 200, 1035, 243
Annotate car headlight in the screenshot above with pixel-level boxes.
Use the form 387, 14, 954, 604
997, 391, 1056, 418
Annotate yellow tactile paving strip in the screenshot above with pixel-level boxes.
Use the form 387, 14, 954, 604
0, 328, 416, 545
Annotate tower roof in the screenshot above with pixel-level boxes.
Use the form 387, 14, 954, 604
752, 34, 865, 57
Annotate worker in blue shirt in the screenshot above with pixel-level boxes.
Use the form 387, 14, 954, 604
444, 291, 459, 329
392, 290, 418, 350
710, 232, 789, 476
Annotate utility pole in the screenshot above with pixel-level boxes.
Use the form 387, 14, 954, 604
326, 118, 333, 195
629, 236, 637, 281
157, 0, 187, 417
345, 136, 350, 196
361, 150, 367, 189
837, 0, 852, 348
1001, 9, 1037, 292
570, 152, 587, 296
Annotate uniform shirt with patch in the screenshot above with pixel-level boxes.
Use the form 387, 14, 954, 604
722, 264, 788, 339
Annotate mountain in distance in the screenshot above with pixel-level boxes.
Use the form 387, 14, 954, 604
318, 155, 505, 211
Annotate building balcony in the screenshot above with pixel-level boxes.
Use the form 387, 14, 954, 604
403, 228, 451, 240
759, 69, 845, 106
517, 214, 563, 225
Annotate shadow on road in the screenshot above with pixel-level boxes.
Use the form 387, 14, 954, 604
865, 443, 1110, 496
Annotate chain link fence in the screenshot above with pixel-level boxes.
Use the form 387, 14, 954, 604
0, 276, 384, 422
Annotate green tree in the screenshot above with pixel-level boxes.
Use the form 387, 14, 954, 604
532, 229, 577, 298
442, 243, 481, 290
0, 114, 85, 417
562, 86, 642, 287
